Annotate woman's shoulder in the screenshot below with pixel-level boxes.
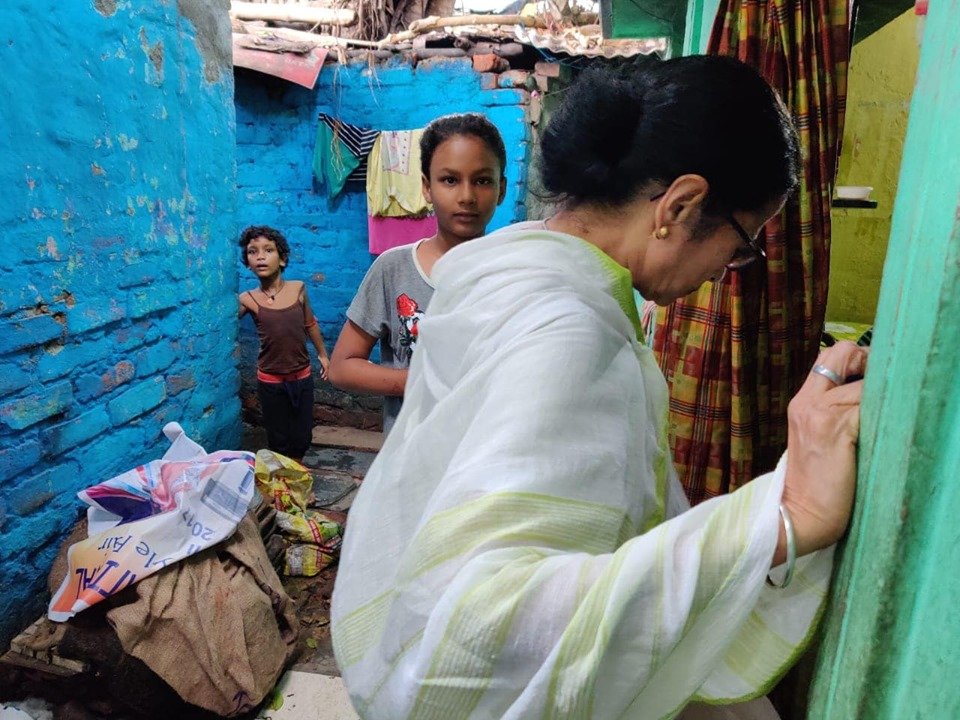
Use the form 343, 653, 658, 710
434, 232, 637, 343
437, 226, 607, 295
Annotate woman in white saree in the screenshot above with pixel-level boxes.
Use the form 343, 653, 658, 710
331, 56, 866, 720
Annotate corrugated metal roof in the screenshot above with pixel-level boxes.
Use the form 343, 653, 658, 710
231, 14, 666, 63
514, 24, 666, 57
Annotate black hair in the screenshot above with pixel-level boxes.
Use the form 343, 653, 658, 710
420, 113, 508, 179
540, 55, 800, 215
239, 225, 290, 268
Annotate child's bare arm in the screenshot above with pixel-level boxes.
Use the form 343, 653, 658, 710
328, 320, 408, 397
301, 288, 330, 378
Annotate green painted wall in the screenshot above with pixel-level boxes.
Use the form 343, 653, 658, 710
826, 9, 919, 324
809, 0, 960, 715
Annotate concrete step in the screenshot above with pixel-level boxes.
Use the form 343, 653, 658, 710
257, 670, 358, 720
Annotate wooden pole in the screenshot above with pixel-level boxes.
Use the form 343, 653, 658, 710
380, 14, 546, 45
230, 1, 356, 27
240, 23, 392, 49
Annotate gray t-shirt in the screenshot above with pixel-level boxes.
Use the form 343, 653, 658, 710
346, 240, 434, 435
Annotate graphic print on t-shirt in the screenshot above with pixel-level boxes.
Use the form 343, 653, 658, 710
396, 293, 424, 362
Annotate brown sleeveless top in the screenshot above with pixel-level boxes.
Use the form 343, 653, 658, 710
248, 292, 310, 375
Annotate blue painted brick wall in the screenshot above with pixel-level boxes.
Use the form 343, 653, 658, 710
0, 0, 238, 647
234, 58, 531, 412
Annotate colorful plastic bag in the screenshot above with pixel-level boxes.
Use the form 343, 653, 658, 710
254, 450, 342, 576
48, 423, 255, 621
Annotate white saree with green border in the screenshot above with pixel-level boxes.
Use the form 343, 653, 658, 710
331, 223, 833, 720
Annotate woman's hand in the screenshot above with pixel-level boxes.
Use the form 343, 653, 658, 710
780, 341, 868, 561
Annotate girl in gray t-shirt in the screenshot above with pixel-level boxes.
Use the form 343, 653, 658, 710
328, 114, 507, 435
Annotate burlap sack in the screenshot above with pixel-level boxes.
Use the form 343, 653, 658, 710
103, 513, 298, 716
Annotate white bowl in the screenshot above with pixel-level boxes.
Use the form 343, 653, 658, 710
836, 185, 873, 200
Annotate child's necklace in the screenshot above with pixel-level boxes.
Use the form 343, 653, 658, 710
262, 279, 284, 304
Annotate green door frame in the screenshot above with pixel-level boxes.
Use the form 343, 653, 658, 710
682, 0, 719, 54
599, 0, 687, 56
808, 2, 960, 717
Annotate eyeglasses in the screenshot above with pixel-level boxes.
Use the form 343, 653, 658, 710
724, 212, 766, 270
649, 192, 766, 271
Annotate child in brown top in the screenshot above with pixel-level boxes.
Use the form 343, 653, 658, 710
238, 225, 330, 461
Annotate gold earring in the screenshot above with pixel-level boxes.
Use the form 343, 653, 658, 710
656, 226, 669, 239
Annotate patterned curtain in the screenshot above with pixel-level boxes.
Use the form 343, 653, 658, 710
652, 0, 849, 504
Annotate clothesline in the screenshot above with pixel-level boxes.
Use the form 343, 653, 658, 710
313, 113, 436, 254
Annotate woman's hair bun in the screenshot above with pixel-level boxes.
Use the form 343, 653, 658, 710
539, 55, 800, 214
540, 58, 658, 204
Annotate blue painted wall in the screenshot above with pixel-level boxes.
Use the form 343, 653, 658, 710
0, 0, 237, 646
234, 59, 531, 421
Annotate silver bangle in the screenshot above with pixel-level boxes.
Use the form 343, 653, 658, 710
766, 503, 796, 589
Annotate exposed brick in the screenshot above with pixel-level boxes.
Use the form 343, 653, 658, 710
167, 370, 197, 396
479, 72, 498, 90
72, 360, 135, 403
107, 360, 136, 388
534, 61, 561, 77
0, 381, 72, 430
0, 439, 42, 482
472, 54, 509, 73
107, 377, 167, 425
498, 70, 531, 89
416, 56, 472, 72
0, 314, 63, 356
533, 73, 550, 92
42, 407, 112, 456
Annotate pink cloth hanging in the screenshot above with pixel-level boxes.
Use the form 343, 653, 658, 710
368, 215, 437, 255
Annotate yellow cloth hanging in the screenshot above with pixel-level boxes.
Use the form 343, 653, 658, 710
366, 129, 432, 218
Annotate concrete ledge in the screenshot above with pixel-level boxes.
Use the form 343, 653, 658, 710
311, 426, 383, 453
